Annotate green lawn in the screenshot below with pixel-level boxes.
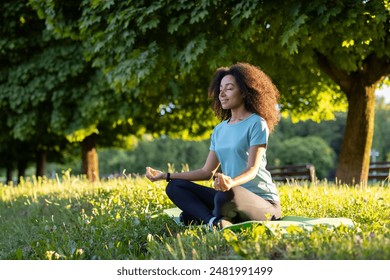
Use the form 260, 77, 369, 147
1, 173, 389, 260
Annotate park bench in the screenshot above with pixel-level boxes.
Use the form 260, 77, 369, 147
368, 161, 390, 182
268, 164, 316, 183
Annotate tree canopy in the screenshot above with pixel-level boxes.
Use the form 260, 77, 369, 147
0, 1, 140, 181
31, 0, 389, 118
4, 0, 390, 184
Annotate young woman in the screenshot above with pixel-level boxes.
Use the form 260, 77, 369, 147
146, 62, 281, 228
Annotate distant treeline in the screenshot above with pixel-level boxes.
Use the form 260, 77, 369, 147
65, 101, 390, 181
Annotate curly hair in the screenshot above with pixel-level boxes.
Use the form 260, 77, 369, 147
208, 62, 280, 132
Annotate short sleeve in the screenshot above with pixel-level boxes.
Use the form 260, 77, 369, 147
249, 118, 269, 146
209, 130, 216, 151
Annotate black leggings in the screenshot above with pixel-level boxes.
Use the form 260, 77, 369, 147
166, 179, 282, 225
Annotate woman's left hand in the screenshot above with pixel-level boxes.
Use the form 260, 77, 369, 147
214, 173, 233, 192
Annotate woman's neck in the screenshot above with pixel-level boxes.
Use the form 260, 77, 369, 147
229, 109, 252, 123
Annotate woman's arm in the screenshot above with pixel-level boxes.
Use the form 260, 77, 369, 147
216, 145, 265, 191
146, 151, 220, 182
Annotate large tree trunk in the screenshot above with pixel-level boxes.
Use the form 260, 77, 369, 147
335, 83, 376, 185
36, 149, 46, 177
316, 52, 389, 185
81, 134, 99, 182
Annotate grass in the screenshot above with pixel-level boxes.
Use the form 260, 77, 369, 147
0, 172, 389, 260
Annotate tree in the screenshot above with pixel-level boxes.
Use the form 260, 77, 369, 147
268, 136, 336, 179
272, 113, 347, 158
30, 0, 390, 184
0, 1, 138, 182
0, 0, 66, 180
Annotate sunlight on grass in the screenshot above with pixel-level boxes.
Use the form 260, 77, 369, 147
1, 173, 389, 260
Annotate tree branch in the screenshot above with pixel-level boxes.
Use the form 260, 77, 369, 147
314, 50, 352, 93
363, 52, 390, 84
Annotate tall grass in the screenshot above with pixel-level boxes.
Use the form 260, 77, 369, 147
0, 172, 389, 260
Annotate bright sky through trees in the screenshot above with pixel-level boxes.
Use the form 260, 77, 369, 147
376, 86, 390, 103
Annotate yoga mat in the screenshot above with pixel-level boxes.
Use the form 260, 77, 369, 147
163, 207, 354, 234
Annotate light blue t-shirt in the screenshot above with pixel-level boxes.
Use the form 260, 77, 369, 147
210, 113, 279, 202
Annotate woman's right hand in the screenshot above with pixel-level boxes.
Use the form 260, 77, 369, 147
145, 167, 165, 182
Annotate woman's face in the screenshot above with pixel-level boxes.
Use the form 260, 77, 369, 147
219, 74, 244, 110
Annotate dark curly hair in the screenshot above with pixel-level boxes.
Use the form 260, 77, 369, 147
208, 62, 280, 132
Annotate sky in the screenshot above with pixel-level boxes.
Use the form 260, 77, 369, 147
376, 85, 390, 104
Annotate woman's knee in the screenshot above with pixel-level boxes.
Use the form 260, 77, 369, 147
165, 179, 188, 198
165, 179, 178, 197
214, 190, 233, 206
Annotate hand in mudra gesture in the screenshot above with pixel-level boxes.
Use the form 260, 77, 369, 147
214, 173, 233, 192
145, 167, 165, 182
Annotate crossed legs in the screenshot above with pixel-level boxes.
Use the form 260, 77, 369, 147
166, 179, 281, 226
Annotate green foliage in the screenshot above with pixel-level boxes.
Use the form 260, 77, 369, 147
1, 176, 389, 260
373, 101, 390, 161
30, 0, 221, 138
33, 0, 390, 129
27, 0, 390, 185
272, 113, 346, 156
269, 136, 336, 179
98, 137, 210, 176
0, 0, 146, 174
1, 1, 387, 184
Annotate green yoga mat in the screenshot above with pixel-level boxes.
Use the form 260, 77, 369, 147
163, 207, 184, 225
163, 207, 354, 234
